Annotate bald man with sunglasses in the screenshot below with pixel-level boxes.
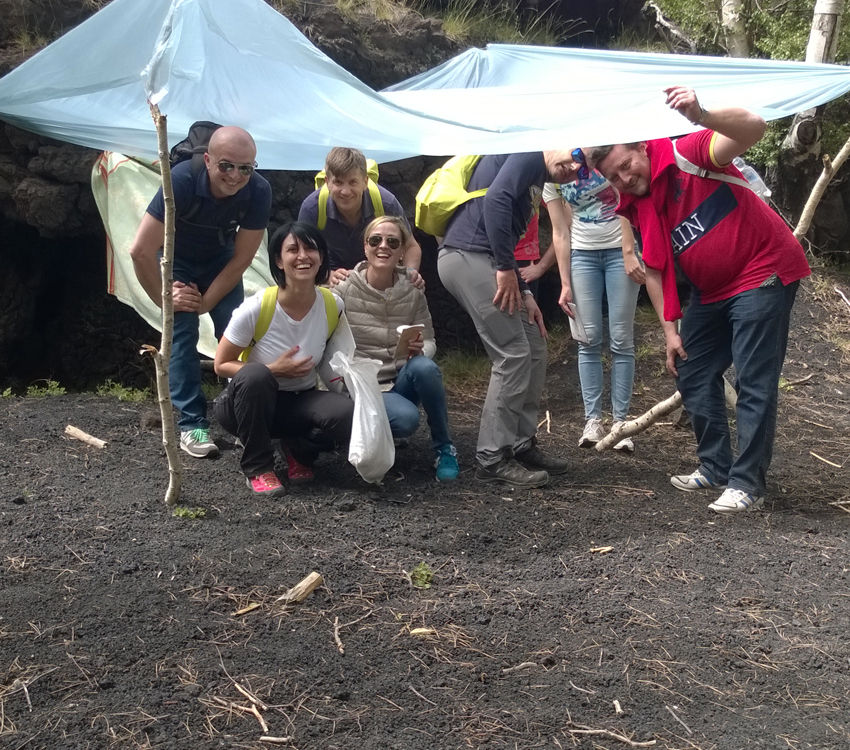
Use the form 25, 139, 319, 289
130, 126, 272, 459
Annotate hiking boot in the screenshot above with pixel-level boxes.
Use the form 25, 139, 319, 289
180, 428, 219, 458
610, 421, 635, 453
578, 418, 605, 448
670, 469, 726, 492
514, 444, 568, 475
475, 458, 548, 488
434, 444, 459, 483
246, 471, 286, 497
286, 453, 314, 485
708, 488, 764, 514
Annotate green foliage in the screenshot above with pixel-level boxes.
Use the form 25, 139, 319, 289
743, 118, 789, 168
26, 380, 66, 397
172, 506, 207, 519
1, 388, 12, 398
437, 349, 491, 392
418, 0, 567, 46
409, 561, 433, 589
96, 379, 151, 402
201, 381, 224, 401
650, 0, 850, 62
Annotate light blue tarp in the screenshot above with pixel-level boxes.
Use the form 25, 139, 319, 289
383, 44, 850, 148
1, 0, 850, 168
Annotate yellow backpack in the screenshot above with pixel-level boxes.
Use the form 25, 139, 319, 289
239, 286, 339, 362
314, 159, 384, 231
415, 155, 488, 236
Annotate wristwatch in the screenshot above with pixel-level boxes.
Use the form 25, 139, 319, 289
691, 106, 709, 126
521, 289, 534, 297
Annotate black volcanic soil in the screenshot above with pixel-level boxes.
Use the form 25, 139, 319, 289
1, 271, 849, 750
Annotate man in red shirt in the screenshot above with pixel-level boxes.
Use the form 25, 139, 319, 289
589, 86, 810, 514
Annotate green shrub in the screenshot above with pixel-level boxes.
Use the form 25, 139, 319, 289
96, 380, 151, 402
26, 380, 66, 397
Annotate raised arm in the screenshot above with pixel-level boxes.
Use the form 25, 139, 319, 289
663, 85, 766, 166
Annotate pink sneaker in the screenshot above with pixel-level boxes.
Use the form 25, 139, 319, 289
286, 454, 314, 485
246, 471, 286, 497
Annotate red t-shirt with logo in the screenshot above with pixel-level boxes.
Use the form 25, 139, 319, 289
669, 130, 809, 303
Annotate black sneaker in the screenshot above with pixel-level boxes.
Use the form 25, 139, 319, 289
514, 445, 569, 475
475, 458, 549, 488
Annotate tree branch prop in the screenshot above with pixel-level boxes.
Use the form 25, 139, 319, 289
794, 133, 850, 242
595, 391, 683, 452
143, 103, 182, 507
643, 1, 697, 54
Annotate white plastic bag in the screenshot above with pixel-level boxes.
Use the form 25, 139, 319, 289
329, 351, 395, 484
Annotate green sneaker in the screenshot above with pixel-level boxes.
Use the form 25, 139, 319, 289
434, 444, 459, 482
180, 428, 219, 458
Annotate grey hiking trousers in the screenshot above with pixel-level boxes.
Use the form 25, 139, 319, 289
438, 247, 547, 467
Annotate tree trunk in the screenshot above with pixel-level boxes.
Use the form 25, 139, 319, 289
720, 0, 748, 57
782, 0, 843, 162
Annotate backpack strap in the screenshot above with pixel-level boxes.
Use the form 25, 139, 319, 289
672, 142, 751, 191
239, 286, 279, 363
317, 180, 383, 231
317, 184, 331, 231
367, 179, 384, 219
319, 286, 340, 338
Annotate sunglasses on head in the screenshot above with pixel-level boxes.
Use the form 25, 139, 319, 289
572, 148, 591, 180
216, 160, 257, 177
366, 234, 402, 250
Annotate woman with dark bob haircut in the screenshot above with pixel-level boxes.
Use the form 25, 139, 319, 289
214, 221, 353, 497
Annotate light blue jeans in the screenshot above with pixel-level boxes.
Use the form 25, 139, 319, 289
382, 355, 452, 453
571, 248, 639, 422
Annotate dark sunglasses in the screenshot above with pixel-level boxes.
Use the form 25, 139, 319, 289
217, 160, 257, 177
366, 234, 402, 250
572, 148, 591, 180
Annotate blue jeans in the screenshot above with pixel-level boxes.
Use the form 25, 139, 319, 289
382, 355, 452, 453
570, 249, 639, 421
170, 251, 243, 431
675, 280, 799, 496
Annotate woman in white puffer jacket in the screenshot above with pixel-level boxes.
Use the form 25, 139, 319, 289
333, 216, 458, 482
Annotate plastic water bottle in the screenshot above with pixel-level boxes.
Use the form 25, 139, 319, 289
733, 157, 771, 202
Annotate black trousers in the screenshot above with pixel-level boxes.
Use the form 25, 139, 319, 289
214, 363, 354, 477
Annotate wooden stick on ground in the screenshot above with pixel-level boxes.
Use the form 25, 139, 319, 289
566, 720, 656, 747
274, 572, 323, 605
333, 616, 344, 655
64, 425, 107, 449
595, 391, 683, 452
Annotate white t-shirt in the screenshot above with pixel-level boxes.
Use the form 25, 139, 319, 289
543, 174, 622, 250
224, 288, 343, 391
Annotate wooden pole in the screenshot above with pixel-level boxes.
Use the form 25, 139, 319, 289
144, 103, 182, 507
595, 391, 682, 452
793, 133, 850, 242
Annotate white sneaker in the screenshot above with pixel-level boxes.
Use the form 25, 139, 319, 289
670, 469, 726, 492
578, 418, 605, 448
610, 421, 634, 453
180, 428, 219, 458
708, 488, 764, 513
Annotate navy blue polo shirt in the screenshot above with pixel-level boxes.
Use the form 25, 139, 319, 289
147, 160, 272, 260
298, 184, 410, 270
441, 152, 546, 272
